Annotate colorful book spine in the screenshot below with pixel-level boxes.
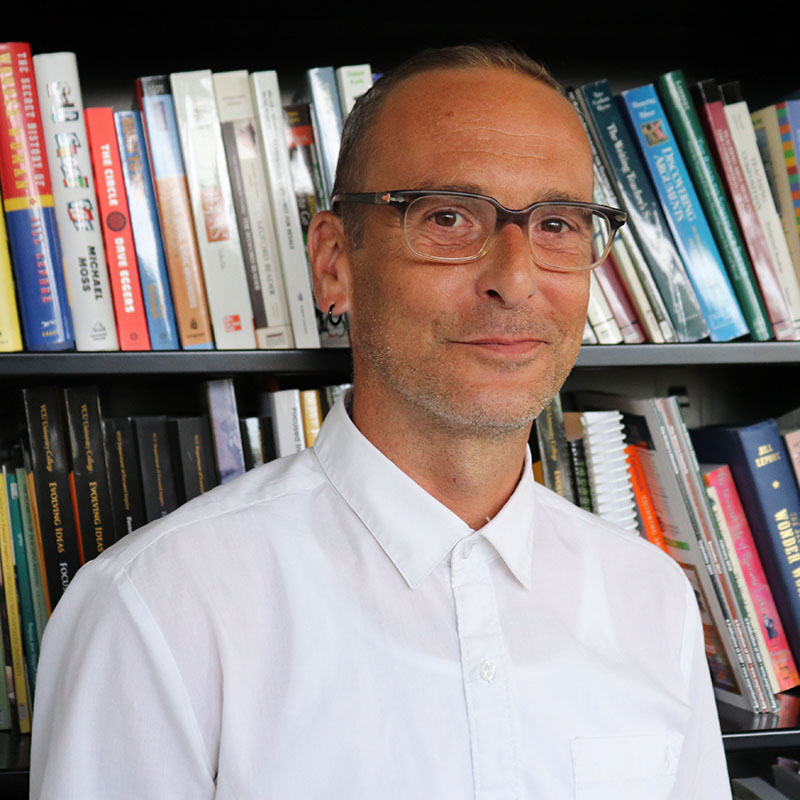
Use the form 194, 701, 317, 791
594, 257, 646, 343
114, 110, 179, 350
694, 80, 798, 341
250, 71, 320, 348
14, 465, 47, 643
299, 389, 323, 447
85, 106, 151, 350
33, 51, 119, 351
170, 69, 256, 350
777, 100, 800, 244
0, 42, 73, 351
213, 70, 294, 349
620, 83, 748, 342
0, 183, 22, 352
625, 443, 668, 552
305, 66, 344, 202
575, 81, 705, 343
656, 70, 772, 342
136, 75, 214, 349
703, 462, 800, 694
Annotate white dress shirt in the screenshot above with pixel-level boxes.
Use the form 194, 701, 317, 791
31, 395, 731, 799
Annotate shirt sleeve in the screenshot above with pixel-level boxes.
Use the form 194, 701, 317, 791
670, 576, 733, 800
29, 556, 217, 800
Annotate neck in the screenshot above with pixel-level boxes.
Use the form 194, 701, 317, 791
351, 383, 531, 530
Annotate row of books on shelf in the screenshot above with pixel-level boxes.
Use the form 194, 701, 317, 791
0, 41, 375, 354
534, 389, 800, 717
0, 377, 350, 733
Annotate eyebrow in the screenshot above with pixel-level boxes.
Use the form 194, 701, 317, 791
406, 183, 591, 205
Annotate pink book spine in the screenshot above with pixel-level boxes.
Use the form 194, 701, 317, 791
706, 463, 800, 691
594, 257, 646, 344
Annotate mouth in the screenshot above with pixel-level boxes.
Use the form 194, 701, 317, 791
451, 337, 546, 357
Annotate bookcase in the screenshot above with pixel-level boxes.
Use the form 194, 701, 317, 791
2, 13, 798, 797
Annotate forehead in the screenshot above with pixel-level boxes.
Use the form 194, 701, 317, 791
362, 66, 593, 203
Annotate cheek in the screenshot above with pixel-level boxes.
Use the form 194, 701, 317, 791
541, 272, 591, 329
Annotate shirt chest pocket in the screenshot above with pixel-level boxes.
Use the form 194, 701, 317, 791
570, 733, 684, 800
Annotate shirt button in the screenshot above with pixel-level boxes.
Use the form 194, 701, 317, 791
480, 660, 496, 683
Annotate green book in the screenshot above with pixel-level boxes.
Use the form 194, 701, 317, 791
656, 69, 773, 341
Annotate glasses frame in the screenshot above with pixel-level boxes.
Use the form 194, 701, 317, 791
331, 189, 628, 271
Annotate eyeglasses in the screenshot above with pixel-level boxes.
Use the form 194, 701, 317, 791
331, 190, 627, 272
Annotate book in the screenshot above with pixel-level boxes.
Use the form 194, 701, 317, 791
85, 106, 151, 351
168, 416, 218, 504
299, 389, 323, 447
264, 389, 305, 457
656, 70, 772, 342
775, 101, 800, 251
305, 66, 344, 202
170, 69, 256, 350
132, 415, 179, 522
720, 81, 800, 337
703, 462, 800, 694
562, 412, 594, 513
690, 418, 800, 684
101, 417, 146, 537
586, 272, 623, 344
63, 385, 116, 560
619, 83, 749, 342
0, 183, 22, 352
0, 42, 73, 351
21, 385, 83, 610
593, 257, 647, 344
0, 473, 32, 732
534, 394, 575, 503
575, 81, 705, 343
114, 110, 180, 350
250, 70, 321, 348
33, 51, 119, 351
213, 70, 294, 349
335, 63, 373, 117
625, 442, 668, 552
203, 378, 246, 484
695, 81, 798, 342
136, 74, 214, 349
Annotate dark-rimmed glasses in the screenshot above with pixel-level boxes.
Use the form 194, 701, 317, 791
332, 190, 627, 272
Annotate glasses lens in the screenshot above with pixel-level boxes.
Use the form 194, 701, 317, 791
404, 195, 496, 260
528, 204, 613, 270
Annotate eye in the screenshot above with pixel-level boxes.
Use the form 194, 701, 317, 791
430, 209, 468, 228
538, 216, 571, 234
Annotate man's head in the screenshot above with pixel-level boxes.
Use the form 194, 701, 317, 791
309, 43, 596, 441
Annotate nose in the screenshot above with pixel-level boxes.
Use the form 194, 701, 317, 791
474, 221, 540, 308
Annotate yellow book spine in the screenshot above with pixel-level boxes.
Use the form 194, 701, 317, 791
300, 390, 322, 448
0, 479, 32, 732
0, 187, 23, 353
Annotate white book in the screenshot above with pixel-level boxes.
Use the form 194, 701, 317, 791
587, 272, 623, 344
305, 66, 343, 200
268, 389, 305, 457
170, 69, 256, 350
724, 96, 800, 334
250, 70, 321, 348
213, 70, 294, 349
335, 63, 373, 116
33, 52, 119, 351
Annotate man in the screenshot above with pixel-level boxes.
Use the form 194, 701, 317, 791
30, 44, 731, 799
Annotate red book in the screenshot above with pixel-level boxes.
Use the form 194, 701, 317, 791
595, 257, 646, 344
703, 462, 800, 693
85, 107, 151, 351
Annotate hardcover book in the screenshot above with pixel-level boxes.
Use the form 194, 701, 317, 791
33, 51, 119, 351
203, 378, 246, 484
264, 389, 305, 458
136, 75, 214, 349
114, 110, 180, 350
168, 416, 218, 504
619, 83, 748, 342
132, 415, 179, 523
0, 42, 73, 351
101, 417, 146, 537
170, 69, 256, 350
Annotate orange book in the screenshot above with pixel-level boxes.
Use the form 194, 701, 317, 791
625, 443, 668, 553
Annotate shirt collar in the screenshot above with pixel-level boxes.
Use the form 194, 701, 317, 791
313, 393, 535, 590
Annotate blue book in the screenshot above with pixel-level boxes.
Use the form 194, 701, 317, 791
114, 110, 180, 351
305, 66, 344, 203
690, 419, 800, 669
620, 84, 748, 342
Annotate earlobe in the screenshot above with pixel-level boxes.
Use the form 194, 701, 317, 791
308, 210, 352, 315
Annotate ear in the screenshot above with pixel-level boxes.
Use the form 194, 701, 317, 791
308, 210, 353, 316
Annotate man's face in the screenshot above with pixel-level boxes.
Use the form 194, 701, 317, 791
345, 66, 594, 438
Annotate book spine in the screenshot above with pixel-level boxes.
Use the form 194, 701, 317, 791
721, 83, 800, 336
168, 416, 217, 503
85, 107, 151, 351
0, 475, 32, 732
778, 101, 800, 245
101, 417, 146, 537
625, 443, 668, 552
132, 415, 179, 522
586, 273, 623, 344
250, 71, 320, 348
170, 70, 256, 350
136, 75, 214, 349
593, 257, 647, 344
0, 183, 22, 352
0, 43, 73, 351
620, 84, 748, 342
21, 385, 83, 608
114, 110, 180, 350
63, 385, 116, 560
536, 395, 576, 504
14, 466, 47, 644
305, 66, 343, 201
694, 81, 798, 341
704, 463, 800, 693
213, 70, 294, 348
203, 378, 246, 484
299, 389, 323, 447
575, 81, 706, 342
268, 389, 305, 457
334, 64, 373, 116
3, 467, 40, 702
33, 52, 119, 351
656, 70, 772, 341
